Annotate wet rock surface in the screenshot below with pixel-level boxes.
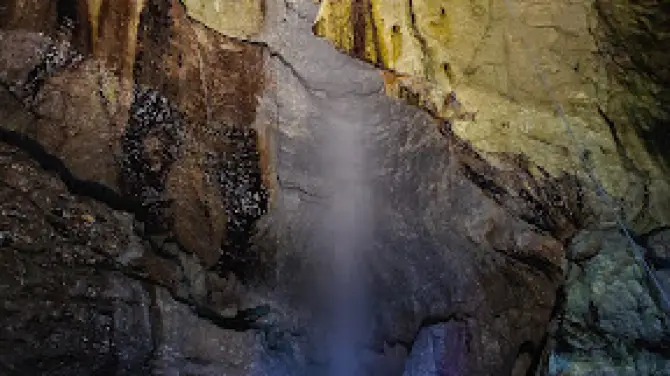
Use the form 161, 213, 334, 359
548, 228, 670, 376
253, 4, 578, 374
0, 0, 667, 375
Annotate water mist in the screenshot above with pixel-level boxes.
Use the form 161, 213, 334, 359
319, 98, 373, 376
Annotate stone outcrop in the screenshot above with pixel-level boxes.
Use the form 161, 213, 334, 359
0, 0, 668, 375
547, 228, 670, 375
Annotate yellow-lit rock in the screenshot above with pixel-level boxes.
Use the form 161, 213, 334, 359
314, 0, 670, 230
180, 0, 264, 39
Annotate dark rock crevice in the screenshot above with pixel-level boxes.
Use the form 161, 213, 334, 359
597, 105, 645, 176
594, 0, 670, 168
407, 0, 432, 81
442, 126, 589, 242
117, 260, 272, 332
495, 247, 564, 281
0, 119, 139, 213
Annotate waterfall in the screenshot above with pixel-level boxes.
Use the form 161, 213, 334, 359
320, 98, 373, 376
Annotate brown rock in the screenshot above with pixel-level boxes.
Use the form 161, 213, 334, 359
133, 0, 265, 128
32, 60, 124, 189
0, 0, 270, 272
165, 150, 227, 268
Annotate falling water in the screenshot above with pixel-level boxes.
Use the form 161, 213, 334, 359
320, 98, 372, 376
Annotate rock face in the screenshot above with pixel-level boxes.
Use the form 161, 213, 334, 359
0, 0, 270, 277
313, 1, 670, 373
0, 0, 668, 375
548, 228, 670, 375
314, 0, 670, 232
0, 140, 260, 375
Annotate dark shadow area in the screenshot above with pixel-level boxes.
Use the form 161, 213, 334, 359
594, 0, 670, 169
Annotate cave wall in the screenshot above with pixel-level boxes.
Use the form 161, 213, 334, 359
1, 1, 669, 375
313, 0, 670, 233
